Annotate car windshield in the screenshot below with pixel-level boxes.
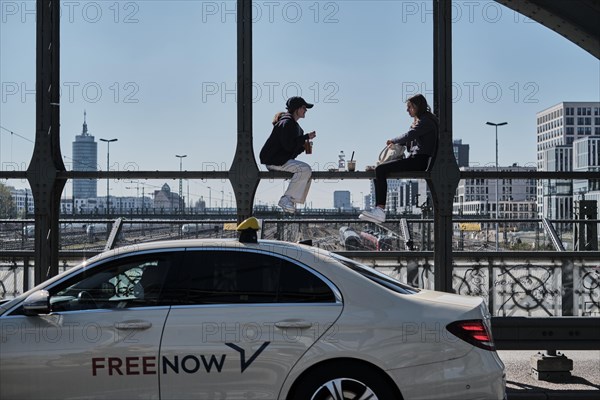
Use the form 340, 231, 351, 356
332, 254, 420, 295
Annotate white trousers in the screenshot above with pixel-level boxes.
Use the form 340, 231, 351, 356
267, 159, 312, 204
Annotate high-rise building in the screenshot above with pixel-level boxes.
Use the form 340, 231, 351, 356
370, 179, 404, 211
363, 193, 372, 211
540, 145, 573, 222
333, 191, 351, 210
453, 139, 470, 167
573, 136, 600, 204
72, 111, 97, 199
395, 180, 420, 214
536, 102, 600, 220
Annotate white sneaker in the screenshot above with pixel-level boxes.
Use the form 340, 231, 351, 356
359, 207, 386, 223
278, 196, 295, 213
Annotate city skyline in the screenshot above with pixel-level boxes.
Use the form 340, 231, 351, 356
5, 102, 600, 219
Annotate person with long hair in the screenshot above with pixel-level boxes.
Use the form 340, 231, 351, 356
359, 94, 438, 223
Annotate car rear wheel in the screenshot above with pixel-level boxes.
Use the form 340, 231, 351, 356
291, 362, 399, 400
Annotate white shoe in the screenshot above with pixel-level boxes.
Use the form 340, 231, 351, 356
278, 196, 295, 213
359, 207, 386, 223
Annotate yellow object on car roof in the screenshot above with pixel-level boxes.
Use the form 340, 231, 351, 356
236, 217, 260, 231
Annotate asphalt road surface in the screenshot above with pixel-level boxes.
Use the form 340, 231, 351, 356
499, 350, 599, 399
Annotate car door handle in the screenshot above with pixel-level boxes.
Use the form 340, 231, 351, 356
114, 320, 152, 330
275, 320, 313, 329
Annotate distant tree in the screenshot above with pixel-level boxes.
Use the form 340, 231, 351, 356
0, 183, 16, 218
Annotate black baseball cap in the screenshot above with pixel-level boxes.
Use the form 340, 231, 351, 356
286, 96, 314, 112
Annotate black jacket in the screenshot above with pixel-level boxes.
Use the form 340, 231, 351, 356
391, 113, 439, 157
259, 113, 309, 166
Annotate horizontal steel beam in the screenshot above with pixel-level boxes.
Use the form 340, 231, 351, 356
0, 218, 237, 224
0, 172, 27, 179
1, 170, 598, 180
3, 249, 597, 261
59, 171, 230, 179
492, 317, 600, 350
460, 170, 600, 179
4, 217, 597, 224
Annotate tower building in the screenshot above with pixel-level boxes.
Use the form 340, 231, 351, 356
72, 111, 98, 199
453, 139, 470, 168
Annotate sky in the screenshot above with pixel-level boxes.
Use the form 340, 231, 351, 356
1, 0, 599, 209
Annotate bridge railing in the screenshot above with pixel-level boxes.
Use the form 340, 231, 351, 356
1, 217, 598, 318
2, 252, 598, 317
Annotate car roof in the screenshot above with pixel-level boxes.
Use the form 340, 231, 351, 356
91, 238, 330, 263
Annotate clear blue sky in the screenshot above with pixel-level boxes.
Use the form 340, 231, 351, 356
1, 1, 599, 208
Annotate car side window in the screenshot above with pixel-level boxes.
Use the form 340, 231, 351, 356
49, 253, 176, 312
278, 261, 337, 303
163, 250, 336, 305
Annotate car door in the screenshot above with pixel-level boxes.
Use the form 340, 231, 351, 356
0, 251, 181, 400
159, 249, 343, 400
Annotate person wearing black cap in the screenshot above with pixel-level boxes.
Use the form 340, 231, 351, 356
260, 96, 317, 213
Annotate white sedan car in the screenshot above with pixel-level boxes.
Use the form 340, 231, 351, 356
0, 238, 505, 400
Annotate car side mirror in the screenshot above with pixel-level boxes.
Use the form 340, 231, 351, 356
23, 290, 51, 316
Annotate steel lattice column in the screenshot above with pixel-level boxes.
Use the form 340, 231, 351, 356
27, 0, 66, 284
430, 0, 460, 292
230, 0, 260, 223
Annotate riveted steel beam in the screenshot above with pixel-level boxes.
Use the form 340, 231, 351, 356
496, 0, 600, 59
4, 169, 600, 181
431, 0, 459, 292
26, 0, 66, 284
230, 0, 259, 223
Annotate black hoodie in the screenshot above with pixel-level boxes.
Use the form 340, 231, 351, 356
390, 112, 439, 157
259, 113, 309, 166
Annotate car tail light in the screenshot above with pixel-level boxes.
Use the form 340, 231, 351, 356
446, 319, 495, 351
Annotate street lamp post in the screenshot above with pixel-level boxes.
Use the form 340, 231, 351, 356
100, 138, 118, 214
207, 186, 212, 212
175, 155, 187, 214
486, 121, 507, 251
